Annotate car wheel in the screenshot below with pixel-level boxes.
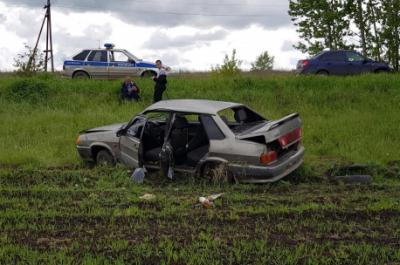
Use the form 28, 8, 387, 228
316, 70, 329, 76
96, 150, 115, 166
73, 71, 90, 79
202, 163, 235, 183
375, 69, 387, 74
141, 71, 156, 78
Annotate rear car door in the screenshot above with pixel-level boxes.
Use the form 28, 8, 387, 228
109, 50, 139, 79
319, 51, 348, 75
86, 50, 109, 79
119, 116, 146, 168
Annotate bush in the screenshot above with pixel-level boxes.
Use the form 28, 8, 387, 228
6, 79, 50, 104
211, 49, 242, 77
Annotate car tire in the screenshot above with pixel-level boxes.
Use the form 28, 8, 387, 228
316, 70, 329, 76
73, 71, 90, 79
141, 71, 156, 78
202, 162, 236, 183
96, 150, 115, 166
375, 69, 388, 74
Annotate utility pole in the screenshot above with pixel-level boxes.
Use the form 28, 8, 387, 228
28, 0, 54, 72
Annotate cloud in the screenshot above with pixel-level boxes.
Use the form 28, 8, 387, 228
51, 23, 114, 66
0, 13, 6, 23
1, 0, 291, 29
0, 1, 302, 71
142, 29, 228, 50
281, 40, 296, 52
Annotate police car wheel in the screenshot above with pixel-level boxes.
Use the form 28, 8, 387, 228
141, 71, 156, 78
73, 71, 90, 79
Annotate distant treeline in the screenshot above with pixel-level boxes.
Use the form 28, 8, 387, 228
289, 0, 400, 70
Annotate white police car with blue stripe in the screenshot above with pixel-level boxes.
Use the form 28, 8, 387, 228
63, 44, 159, 79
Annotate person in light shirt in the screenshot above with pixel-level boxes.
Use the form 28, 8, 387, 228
152, 60, 169, 102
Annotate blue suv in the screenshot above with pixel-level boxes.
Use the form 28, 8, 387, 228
296, 50, 391, 76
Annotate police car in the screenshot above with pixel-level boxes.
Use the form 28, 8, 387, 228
63, 44, 159, 79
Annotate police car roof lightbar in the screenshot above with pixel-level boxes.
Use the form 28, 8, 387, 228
104, 43, 115, 49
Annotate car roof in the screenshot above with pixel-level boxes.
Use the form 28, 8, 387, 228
143, 99, 243, 115
321, 50, 359, 54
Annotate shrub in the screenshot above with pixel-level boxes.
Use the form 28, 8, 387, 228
211, 49, 242, 77
6, 79, 50, 104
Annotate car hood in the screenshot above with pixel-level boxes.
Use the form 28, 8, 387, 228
82, 123, 126, 134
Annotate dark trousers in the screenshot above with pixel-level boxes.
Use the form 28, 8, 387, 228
153, 87, 165, 103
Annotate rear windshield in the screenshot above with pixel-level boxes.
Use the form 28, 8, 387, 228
218, 107, 266, 134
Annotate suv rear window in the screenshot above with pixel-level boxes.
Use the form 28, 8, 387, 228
73, 50, 90, 61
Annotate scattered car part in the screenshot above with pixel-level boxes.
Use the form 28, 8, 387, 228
334, 175, 373, 184
131, 167, 147, 183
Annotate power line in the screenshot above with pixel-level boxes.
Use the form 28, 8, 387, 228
4, 0, 286, 17
53, 3, 276, 17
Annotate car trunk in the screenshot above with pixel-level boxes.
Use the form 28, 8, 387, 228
236, 113, 302, 161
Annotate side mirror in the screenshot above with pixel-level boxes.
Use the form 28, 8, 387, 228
116, 128, 127, 137
128, 59, 135, 64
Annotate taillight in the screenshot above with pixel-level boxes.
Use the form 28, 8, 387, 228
278, 128, 302, 148
302, 60, 310, 67
260, 151, 277, 165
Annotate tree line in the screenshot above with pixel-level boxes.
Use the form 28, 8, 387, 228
289, 0, 400, 70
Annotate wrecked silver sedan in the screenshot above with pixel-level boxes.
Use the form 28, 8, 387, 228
76, 100, 304, 183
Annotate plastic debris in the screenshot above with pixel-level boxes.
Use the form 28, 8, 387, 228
131, 167, 147, 183
198, 193, 224, 208
139, 193, 156, 200
207, 193, 224, 201
334, 175, 372, 184
167, 166, 174, 180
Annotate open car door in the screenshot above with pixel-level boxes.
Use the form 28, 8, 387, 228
118, 116, 146, 169
159, 113, 176, 179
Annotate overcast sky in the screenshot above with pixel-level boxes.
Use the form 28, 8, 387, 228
0, 0, 304, 71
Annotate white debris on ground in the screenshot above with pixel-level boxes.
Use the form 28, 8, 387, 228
198, 193, 224, 208
139, 193, 156, 200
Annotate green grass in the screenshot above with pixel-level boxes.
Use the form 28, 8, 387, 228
1, 167, 400, 264
0, 73, 400, 264
0, 73, 399, 170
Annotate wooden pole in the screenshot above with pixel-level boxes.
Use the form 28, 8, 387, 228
48, 0, 54, 72
27, 12, 46, 72
45, 1, 49, 72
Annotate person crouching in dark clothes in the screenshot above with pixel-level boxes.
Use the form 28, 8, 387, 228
152, 60, 168, 103
121, 76, 140, 101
